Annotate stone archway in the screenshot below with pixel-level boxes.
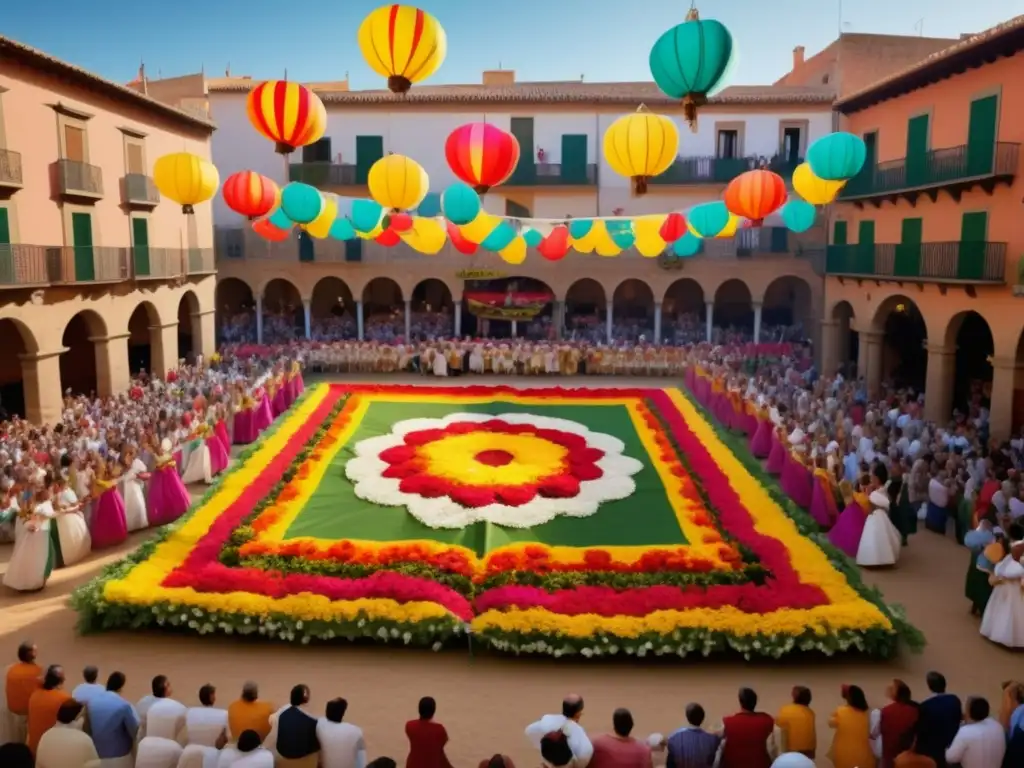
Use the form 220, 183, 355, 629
762, 275, 813, 340
60, 310, 108, 397
127, 301, 161, 376
311, 276, 356, 340
216, 277, 256, 344
870, 295, 928, 392
262, 278, 303, 343
177, 290, 200, 363
565, 278, 607, 342
712, 279, 753, 338
944, 311, 994, 420
0, 318, 40, 420
611, 279, 655, 342
411, 278, 454, 339
829, 300, 858, 376
362, 277, 404, 340
662, 278, 706, 344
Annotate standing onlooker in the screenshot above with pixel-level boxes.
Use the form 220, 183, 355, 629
828, 685, 875, 768
2, 640, 42, 745
228, 681, 274, 743
406, 696, 453, 768
590, 708, 652, 768
317, 697, 367, 768
26, 664, 71, 754
879, 680, 919, 768
272, 684, 320, 768
719, 688, 775, 768
665, 703, 721, 768
71, 666, 104, 706
526, 695, 593, 768
917, 672, 963, 768
0, 743, 33, 768
775, 686, 816, 759
35, 700, 99, 768
945, 697, 1005, 768
85, 671, 139, 768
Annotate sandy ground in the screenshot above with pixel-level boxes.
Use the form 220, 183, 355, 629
1, 375, 1019, 767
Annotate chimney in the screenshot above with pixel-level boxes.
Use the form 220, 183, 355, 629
792, 46, 805, 70
482, 69, 515, 87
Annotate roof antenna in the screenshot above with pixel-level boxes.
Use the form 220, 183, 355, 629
225, 62, 231, 77
284, 68, 288, 81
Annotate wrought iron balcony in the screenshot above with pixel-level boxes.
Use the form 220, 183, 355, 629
55, 159, 104, 199
839, 142, 1019, 201
505, 162, 598, 186
133, 247, 216, 279
649, 154, 800, 186
0, 149, 23, 189
289, 162, 358, 186
826, 241, 1006, 284
121, 173, 160, 207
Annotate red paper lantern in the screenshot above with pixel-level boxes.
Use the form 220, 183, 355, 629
538, 225, 570, 261
659, 212, 687, 243
375, 228, 401, 246
445, 122, 521, 194
253, 217, 291, 242
446, 221, 478, 255
723, 169, 787, 226
222, 171, 280, 220
385, 212, 414, 232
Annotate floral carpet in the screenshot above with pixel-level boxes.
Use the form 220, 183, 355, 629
73, 384, 917, 659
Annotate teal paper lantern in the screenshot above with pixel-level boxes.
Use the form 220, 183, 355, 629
672, 232, 702, 257
280, 182, 324, 225
441, 182, 481, 225
522, 229, 544, 248
568, 219, 593, 240
350, 199, 384, 233
480, 221, 517, 251
417, 192, 442, 218
650, 11, 735, 129
268, 208, 293, 230
687, 201, 730, 238
329, 219, 356, 241
611, 231, 636, 250
807, 132, 867, 181
780, 200, 817, 233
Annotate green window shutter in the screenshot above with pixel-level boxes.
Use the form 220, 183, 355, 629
905, 114, 930, 188
832, 220, 847, 245
560, 135, 588, 183
355, 136, 384, 184
966, 95, 998, 176
344, 239, 362, 262
509, 118, 535, 183
0, 208, 11, 285
131, 217, 150, 277
298, 231, 315, 262
895, 218, 923, 277
770, 227, 788, 253
856, 220, 875, 274
71, 212, 94, 282
957, 211, 988, 280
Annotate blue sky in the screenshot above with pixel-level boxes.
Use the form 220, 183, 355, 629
4, 0, 1021, 88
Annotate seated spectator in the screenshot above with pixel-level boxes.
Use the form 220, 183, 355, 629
590, 708, 652, 768
228, 682, 273, 743
272, 684, 320, 768
406, 696, 453, 768
35, 700, 98, 768
135, 735, 184, 768
317, 698, 366, 768
666, 703, 721, 768
27, 665, 71, 754
184, 684, 229, 748
143, 677, 186, 742
217, 729, 274, 767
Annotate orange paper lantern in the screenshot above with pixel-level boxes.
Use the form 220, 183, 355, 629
723, 169, 787, 226
223, 171, 280, 220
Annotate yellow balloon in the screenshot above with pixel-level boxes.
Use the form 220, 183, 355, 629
357, 5, 447, 92
499, 236, 527, 265
603, 107, 679, 194
569, 227, 597, 254
591, 222, 620, 257
633, 215, 667, 257
367, 154, 429, 211
356, 223, 384, 240
459, 211, 501, 244
401, 217, 446, 254
716, 213, 741, 239
303, 194, 338, 239
793, 162, 846, 206
152, 152, 219, 213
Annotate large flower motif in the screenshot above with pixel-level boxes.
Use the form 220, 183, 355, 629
345, 413, 644, 529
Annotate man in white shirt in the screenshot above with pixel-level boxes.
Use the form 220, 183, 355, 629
136, 676, 175, 735
525, 694, 594, 768
316, 698, 366, 768
134, 735, 183, 768
36, 700, 99, 768
183, 684, 229, 748
143, 678, 187, 743
945, 696, 1005, 768
71, 666, 105, 706
218, 729, 272, 767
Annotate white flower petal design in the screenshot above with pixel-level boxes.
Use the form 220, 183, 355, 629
344, 412, 644, 529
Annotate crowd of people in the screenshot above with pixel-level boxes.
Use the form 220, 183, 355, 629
1, 643, 1022, 768
0, 352, 303, 594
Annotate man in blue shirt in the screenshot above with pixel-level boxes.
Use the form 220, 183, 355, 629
666, 703, 721, 768
85, 671, 139, 767
917, 671, 962, 768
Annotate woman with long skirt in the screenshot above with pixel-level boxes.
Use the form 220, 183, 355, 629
121, 448, 151, 533
90, 462, 128, 550
3, 487, 56, 591
766, 428, 788, 475
856, 488, 902, 567
810, 459, 840, 529
205, 422, 230, 477
980, 539, 1024, 648
147, 439, 192, 527
829, 480, 870, 559
51, 471, 91, 567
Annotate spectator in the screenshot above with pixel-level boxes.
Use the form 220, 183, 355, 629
894, 730, 936, 768
142, 676, 186, 742
541, 732, 575, 768
35, 700, 98, 768
26, 665, 71, 754
945, 697, 1005, 768
478, 755, 516, 768
879, 679, 919, 768
720, 687, 775, 768
183, 683, 228, 748
134, 735, 183, 768
775, 686, 816, 759
590, 708, 652, 768
70, 666, 104, 706
85, 671, 139, 768
317, 697, 367, 768
222, 728, 274, 767
228, 681, 274, 743
917, 672, 962, 768
136, 675, 172, 730
828, 684, 875, 768
272, 684, 320, 767
406, 696, 453, 768
2, 640, 42, 745
665, 703, 721, 768
0, 743, 33, 768
526, 695, 593, 768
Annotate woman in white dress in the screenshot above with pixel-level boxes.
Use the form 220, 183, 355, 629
469, 345, 485, 374
180, 428, 214, 485
120, 448, 151, 531
2, 487, 55, 592
432, 345, 449, 377
51, 470, 92, 567
856, 487, 902, 567
979, 539, 1024, 648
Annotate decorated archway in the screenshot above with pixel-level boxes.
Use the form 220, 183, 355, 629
945, 311, 994, 418
178, 290, 200, 362
409, 278, 454, 340
0, 318, 39, 419
127, 301, 161, 375
712, 279, 753, 336
565, 278, 607, 342
311, 276, 356, 339
60, 310, 108, 396
831, 300, 858, 376
216, 277, 256, 344
612, 279, 655, 342
461, 277, 556, 340
662, 278, 706, 344
263, 278, 303, 343
763, 276, 813, 339
872, 295, 927, 391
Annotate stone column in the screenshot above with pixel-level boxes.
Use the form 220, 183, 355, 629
705, 301, 714, 343
149, 322, 179, 378
190, 309, 216, 360
752, 302, 763, 345
511, 320, 518, 338
552, 300, 564, 340
404, 300, 412, 340
858, 330, 884, 397
90, 332, 131, 398
303, 299, 312, 340
255, 295, 264, 344
923, 343, 957, 424
988, 356, 1018, 443
819, 319, 839, 377
20, 349, 66, 425
454, 302, 462, 338
357, 301, 365, 341
653, 302, 662, 345
606, 304, 613, 344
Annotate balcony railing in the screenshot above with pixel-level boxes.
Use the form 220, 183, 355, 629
0, 245, 215, 288
289, 162, 358, 186
122, 173, 160, 206
0, 149, 23, 188
826, 241, 1006, 283
649, 155, 800, 186
840, 142, 1020, 199
55, 159, 104, 198
506, 163, 598, 186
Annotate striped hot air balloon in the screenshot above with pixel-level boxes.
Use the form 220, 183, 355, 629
357, 5, 447, 94
222, 171, 280, 220
723, 169, 787, 227
444, 123, 520, 194
246, 80, 327, 155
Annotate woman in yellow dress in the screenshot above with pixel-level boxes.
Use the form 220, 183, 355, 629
828, 685, 875, 768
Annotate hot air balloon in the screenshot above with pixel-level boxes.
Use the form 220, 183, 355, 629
247, 80, 327, 155
649, 6, 735, 131
222, 171, 280, 220
723, 169, 787, 226
152, 152, 219, 214
253, 217, 291, 242
367, 154, 429, 211
792, 162, 846, 206
445, 123, 520, 194
357, 5, 447, 94
603, 106, 679, 195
